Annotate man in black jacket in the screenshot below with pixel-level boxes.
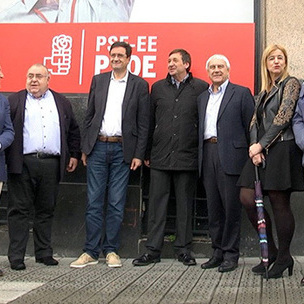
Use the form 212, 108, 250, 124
6, 63, 81, 271
133, 49, 208, 266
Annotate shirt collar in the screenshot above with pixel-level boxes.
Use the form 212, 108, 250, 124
111, 70, 129, 82
23, 0, 59, 11
171, 73, 189, 86
208, 79, 229, 94
27, 89, 49, 99
23, 0, 40, 12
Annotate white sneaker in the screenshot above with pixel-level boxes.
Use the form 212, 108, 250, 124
70, 253, 98, 268
106, 252, 122, 268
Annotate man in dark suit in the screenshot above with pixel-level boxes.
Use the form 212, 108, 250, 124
198, 54, 254, 272
70, 41, 149, 268
6, 63, 81, 271
0, 64, 15, 277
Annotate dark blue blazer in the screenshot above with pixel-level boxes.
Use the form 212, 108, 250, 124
197, 82, 254, 176
0, 93, 14, 181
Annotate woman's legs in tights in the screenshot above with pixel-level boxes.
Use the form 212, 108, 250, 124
239, 187, 278, 258
268, 190, 294, 263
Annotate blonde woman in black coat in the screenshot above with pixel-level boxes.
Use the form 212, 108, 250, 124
238, 44, 304, 279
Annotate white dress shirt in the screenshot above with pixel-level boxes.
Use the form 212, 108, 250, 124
204, 79, 229, 140
99, 71, 128, 137
23, 89, 61, 155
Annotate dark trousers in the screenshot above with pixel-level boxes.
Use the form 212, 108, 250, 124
202, 142, 241, 262
7, 155, 60, 262
145, 168, 196, 256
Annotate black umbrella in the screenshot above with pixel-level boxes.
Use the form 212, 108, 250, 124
254, 164, 269, 280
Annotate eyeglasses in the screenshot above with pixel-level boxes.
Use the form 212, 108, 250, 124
27, 73, 48, 80
110, 53, 127, 59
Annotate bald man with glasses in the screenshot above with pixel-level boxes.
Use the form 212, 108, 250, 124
6, 63, 81, 271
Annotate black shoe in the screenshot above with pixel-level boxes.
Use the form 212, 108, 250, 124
252, 255, 277, 275
10, 259, 26, 271
264, 257, 294, 279
218, 260, 238, 273
301, 277, 304, 286
132, 253, 160, 266
201, 257, 223, 269
0, 269, 3, 276
36, 256, 59, 266
177, 253, 196, 266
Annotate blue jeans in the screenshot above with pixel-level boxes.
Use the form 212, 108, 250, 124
84, 141, 130, 259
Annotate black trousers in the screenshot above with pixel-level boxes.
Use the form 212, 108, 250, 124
7, 155, 60, 262
145, 168, 196, 256
202, 142, 241, 262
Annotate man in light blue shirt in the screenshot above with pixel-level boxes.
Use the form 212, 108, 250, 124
6, 63, 81, 271
197, 54, 254, 273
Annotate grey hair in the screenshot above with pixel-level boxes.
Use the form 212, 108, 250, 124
205, 54, 230, 70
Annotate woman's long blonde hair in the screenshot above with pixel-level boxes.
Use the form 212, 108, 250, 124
260, 44, 289, 93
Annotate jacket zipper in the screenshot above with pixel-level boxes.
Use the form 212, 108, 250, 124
264, 130, 283, 154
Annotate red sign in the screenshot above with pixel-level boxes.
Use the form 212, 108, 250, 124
0, 23, 255, 93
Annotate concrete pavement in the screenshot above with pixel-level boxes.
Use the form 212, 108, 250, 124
1, 256, 304, 304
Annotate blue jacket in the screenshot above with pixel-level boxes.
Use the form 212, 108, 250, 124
198, 82, 254, 176
0, 93, 14, 181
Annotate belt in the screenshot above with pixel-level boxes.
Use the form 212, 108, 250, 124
204, 137, 217, 143
98, 135, 123, 143
25, 152, 60, 159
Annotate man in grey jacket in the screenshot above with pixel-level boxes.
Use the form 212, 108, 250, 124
133, 49, 208, 266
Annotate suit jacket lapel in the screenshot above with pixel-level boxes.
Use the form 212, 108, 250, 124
217, 82, 234, 121
20, 90, 27, 122
122, 73, 134, 119
96, 73, 111, 119
199, 91, 210, 135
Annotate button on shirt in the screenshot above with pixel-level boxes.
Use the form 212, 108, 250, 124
204, 79, 229, 140
100, 71, 128, 137
23, 90, 61, 155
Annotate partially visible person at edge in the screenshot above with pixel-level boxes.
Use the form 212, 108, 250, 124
292, 75, 304, 286
0, 0, 134, 23
6, 63, 81, 271
70, 41, 149, 269
238, 44, 304, 279
132, 49, 208, 267
0, 65, 15, 276
198, 54, 254, 273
